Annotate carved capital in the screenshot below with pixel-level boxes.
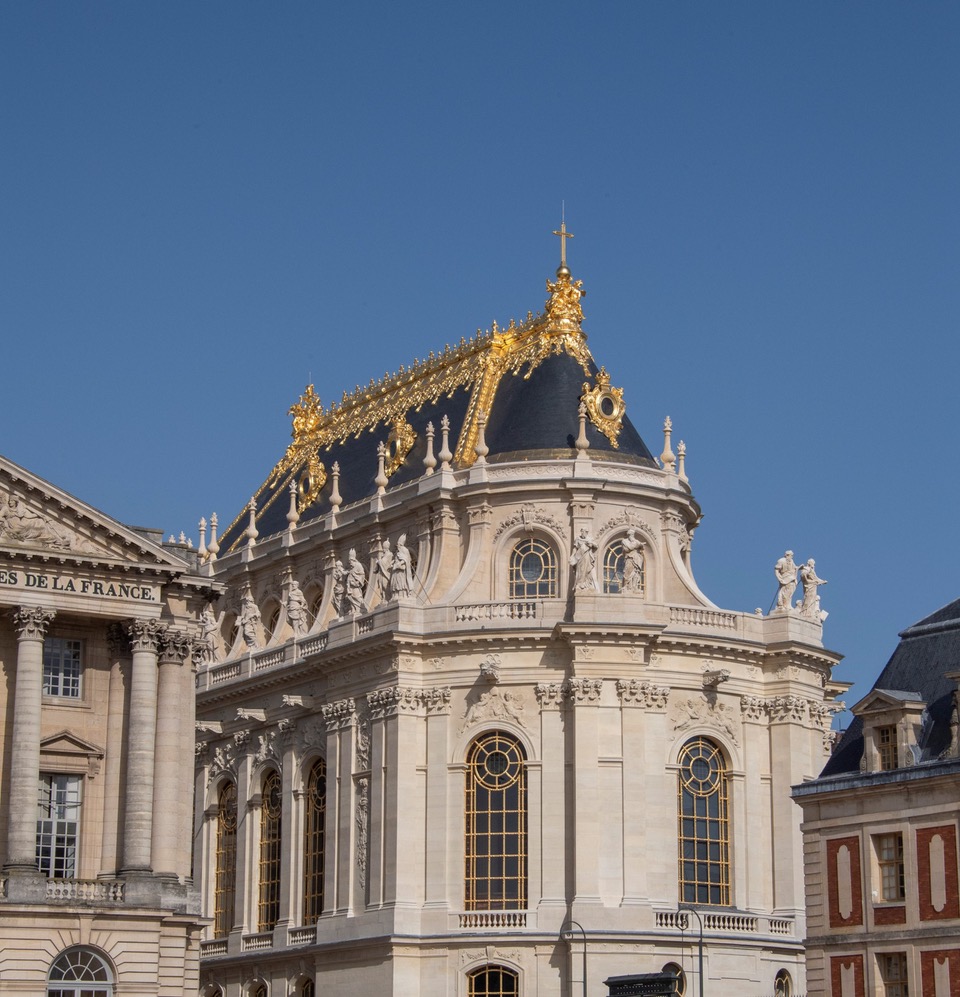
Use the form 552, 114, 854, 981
616, 678, 670, 710
12, 606, 56, 641
740, 695, 770, 722
768, 695, 807, 724
423, 687, 452, 715
567, 678, 603, 703
536, 682, 568, 709
321, 698, 355, 732
367, 686, 423, 719
125, 618, 165, 653
159, 629, 192, 665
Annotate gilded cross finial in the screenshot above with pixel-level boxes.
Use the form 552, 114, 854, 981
552, 208, 574, 270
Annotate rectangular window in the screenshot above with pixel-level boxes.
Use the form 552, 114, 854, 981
877, 725, 899, 771
36, 774, 81, 878
878, 952, 909, 997
42, 637, 82, 698
875, 833, 905, 901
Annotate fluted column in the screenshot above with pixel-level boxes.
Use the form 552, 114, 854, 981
5, 607, 55, 870
121, 618, 163, 874
152, 629, 189, 876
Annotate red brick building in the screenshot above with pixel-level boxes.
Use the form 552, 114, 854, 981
794, 598, 960, 997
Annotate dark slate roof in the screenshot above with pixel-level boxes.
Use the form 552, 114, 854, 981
216, 270, 657, 555
821, 596, 960, 776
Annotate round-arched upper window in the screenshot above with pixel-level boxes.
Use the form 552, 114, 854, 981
48, 947, 113, 997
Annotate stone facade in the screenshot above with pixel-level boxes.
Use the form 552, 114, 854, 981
794, 600, 960, 997
0, 457, 214, 995
192, 263, 844, 996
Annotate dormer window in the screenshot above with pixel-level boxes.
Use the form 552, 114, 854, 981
877, 725, 899, 770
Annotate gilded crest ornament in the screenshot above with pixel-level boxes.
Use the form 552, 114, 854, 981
297, 452, 327, 514
384, 418, 417, 478
289, 384, 324, 443
581, 367, 625, 448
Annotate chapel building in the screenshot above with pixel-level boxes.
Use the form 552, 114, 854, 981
0, 457, 215, 995
192, 253, 845, 997
794, 597, 960, 997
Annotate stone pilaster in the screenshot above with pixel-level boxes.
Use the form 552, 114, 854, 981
99, 623, 129, 877
121, 618, 163, 874
5, 607, 55, 872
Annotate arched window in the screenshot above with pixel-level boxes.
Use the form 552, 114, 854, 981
508, 537, 557, 599
465, 732, 526, 910
47, 947, 113, 997
258, 770, 283, 931
301, 981, 315, 997
264, 603, 282, 641
678, 737, 730, 906
468, 965, 519, 997
252, 984, 267, 997
303, 758, 327, 923
308, 585, 324, 627
214, 781, 237, 938
774, 969, 792, 997
662, 963, 686, 996
603, 532, 645, 594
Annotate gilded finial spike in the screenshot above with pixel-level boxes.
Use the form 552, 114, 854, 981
552, 208, 574, 274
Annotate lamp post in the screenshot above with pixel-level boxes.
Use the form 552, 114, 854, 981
677, 906, 704, 997
560, 919, 587, 997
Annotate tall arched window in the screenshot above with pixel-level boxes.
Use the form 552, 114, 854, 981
678, 737, 730, 906
214, 781, 237, 938
468, 966, 519, 997
258, 770, 283, 931
508, 537, 557, 599
465, 732, 526, 910
303, 758, 327, 923
47, 947, 113, 997
662, 963, 686, 996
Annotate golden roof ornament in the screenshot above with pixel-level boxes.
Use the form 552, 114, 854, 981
581, 366, 625, 448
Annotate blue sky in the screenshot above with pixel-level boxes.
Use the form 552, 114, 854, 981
2, 3, 958, 718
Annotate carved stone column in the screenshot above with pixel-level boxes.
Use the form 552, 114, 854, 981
121, 618, 163, 874
152, 629, 190, 877
5, 607, 55, 872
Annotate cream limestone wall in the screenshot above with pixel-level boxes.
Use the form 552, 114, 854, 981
0, 456, 213, 996
195, 453, 842, 996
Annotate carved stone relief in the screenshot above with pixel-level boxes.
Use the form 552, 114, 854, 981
355, 776, 369, 888
670, 696, 741, 746
493, 504, 564, 541
459, 687, 528, 733
616, 679, 670, 710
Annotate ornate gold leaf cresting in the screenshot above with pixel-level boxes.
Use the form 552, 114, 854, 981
581, 366, 625, 448
297, 452, 327, 514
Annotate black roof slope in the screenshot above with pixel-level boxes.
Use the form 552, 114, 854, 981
821, 596, 960, 776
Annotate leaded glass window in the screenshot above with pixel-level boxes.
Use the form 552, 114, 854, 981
214, 781, 237, 938
258, 770, 282, 931
678, 737, 730, 906
37, 774, 80, 878
303, 758, 326, 923
468, 966, 519, 997
465, 732, 526, 910
508, 537, 557, 599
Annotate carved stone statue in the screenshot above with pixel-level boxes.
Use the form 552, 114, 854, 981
372, 538, 393, 601
774, 550, 797, 611
0, 493, 73, 550
621, 529, 644, 593
199, 605, 220, 663
570, 528, 599, 592
344, 549, 366, 615
799, 558, 827, 619
390, 534, 413, 599
332, 559, 345, 616
286, 579, 309, 637
239, 589, 261, 649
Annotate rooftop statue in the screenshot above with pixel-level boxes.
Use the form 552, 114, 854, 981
774, 550, 798, 611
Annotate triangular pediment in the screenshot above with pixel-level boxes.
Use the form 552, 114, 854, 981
0, 455, 188, 570
39, 730, 105, 759
852, 688, 925, 716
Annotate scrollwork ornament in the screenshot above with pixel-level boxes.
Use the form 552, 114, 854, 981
581, 367, 625, 447
321, 698, 355, 732
297, 452, 328, 515
384, 418, 417, 478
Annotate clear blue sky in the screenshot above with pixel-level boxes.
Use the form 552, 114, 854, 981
2, 3, 958, 717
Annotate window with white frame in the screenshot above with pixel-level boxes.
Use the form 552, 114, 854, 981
37, 775, 81, 878
43, 638, 82, 698
874, 833, 905, 902
46, 947, 112, 997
